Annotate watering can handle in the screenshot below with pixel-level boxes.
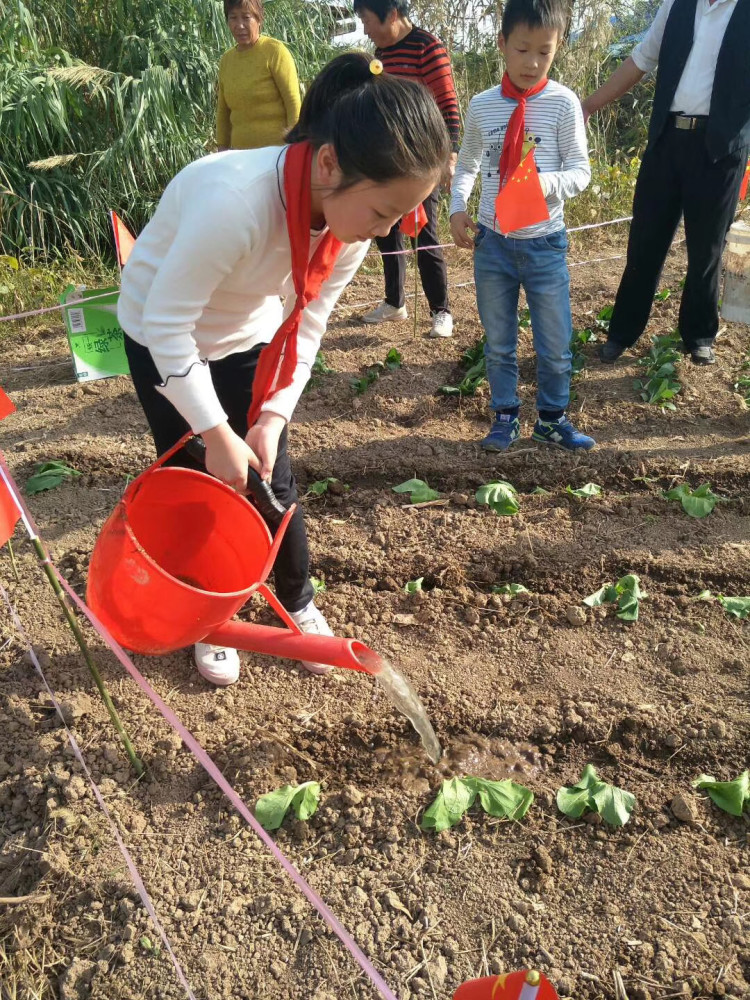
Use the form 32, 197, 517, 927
183, 435, 287, 527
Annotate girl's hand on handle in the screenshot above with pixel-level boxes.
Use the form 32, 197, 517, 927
245, 411, 287, 483
202, 422, 260, 494
450, 211, 478, 250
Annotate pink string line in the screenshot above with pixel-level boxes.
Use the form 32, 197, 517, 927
0, 582, 197, 1000
0, 457, 399, 1000
0, 288, 118, 324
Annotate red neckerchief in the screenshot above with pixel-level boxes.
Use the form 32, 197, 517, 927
247, 141, 343, 427
498, 71, 548, 190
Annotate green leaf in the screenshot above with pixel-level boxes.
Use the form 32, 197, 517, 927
693, 771, 749, 817
717, 595, 750, 620
556, 764, 604, 818
616, 589, 641, 621
695, 589, 714, 602
310, 577, 326, 596
591, 783, 636, 827
308, 477, 337, 496
255, 784, 299, 831
25, 460, 80, 495
566, 483, 603, 499
664, 483, 718, 518
476, 480, 520, 516
392, 479, 439, 503
531, 486, 550, 495
420, 777, 476, 833
654, 288, 671, 302
583, 584, 618, 608
472, 778, 534, 820
404, 577, 424, 594
291, 781, 321, 821
384, 347, 402, 370
491, 583, 529, 597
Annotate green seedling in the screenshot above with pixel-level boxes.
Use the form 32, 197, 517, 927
304, 352, 334, 393
491, 583, 528, 598
26, 460, 81, 495
307, 477, 337, 497
350, 364, 382, 395
384, 347, 402, 370
566, 483, 603, 499
717, 595, 750, 619
139, 935, 161, 958
557, 764, 635, 827
392, 478, 440, 503
584, 573, 646, 622
439, 358, 487, 397
476, 480, 520, 516
663, 482, 720, 518
461, 335, 486, 367
404, 577, 424, 594
571, 327, 598, 377
310, 577, 326, 596
734, 354, 750, 406
255, 781, 321, 831
531, 486, 550, 495
693, 771, 749, 817
596, 304, 614, 331
654, 288, 671, 302
518, 307, 531, 328
634, 333, 682, 411
421, 776, 533, 833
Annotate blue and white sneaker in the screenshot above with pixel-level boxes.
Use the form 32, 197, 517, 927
532, 415, 595, 451
480, 414, 521, 452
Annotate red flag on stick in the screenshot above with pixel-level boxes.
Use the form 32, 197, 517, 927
110, 211, 136, 269
0, 386, 15, 421
400, 202, 428, 238
740, 160, 750, 202
454, 970, 559, 1000
494, 151, 550, 235
0, 453, 21, 548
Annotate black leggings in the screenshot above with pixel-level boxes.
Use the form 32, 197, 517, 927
124, 335, 313, 614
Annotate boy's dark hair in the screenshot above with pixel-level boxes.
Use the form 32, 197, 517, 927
287, 52, 449, 188
352, 0, 409, 23
224, 0, 264, 25
500, 0, 568, 40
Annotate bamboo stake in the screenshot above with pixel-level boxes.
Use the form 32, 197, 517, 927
5, 537, 19, 582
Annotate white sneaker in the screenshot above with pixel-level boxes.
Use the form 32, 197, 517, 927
194, 643, 240, 686
289, 602, 335, 676
429, 310, 453, 338
362, 301, 408, 324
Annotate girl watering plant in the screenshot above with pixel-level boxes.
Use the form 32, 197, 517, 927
117, 53, 450, 686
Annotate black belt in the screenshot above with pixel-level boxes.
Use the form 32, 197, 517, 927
670, 113, 708, 131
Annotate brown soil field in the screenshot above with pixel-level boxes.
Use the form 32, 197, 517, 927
1, 230, 749, 1000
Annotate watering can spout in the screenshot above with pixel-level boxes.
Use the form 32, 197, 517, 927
203, 620, 383, 675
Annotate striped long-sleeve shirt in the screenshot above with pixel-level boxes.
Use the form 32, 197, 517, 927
376, 26, 460, 151
450, 80, 591, 239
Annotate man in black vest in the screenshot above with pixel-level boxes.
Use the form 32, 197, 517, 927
582, 0, 749, 366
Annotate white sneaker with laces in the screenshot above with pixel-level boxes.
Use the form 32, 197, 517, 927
289, 602, 335, 676
429, 310, 453, 338
194, 643, 240, 686
362, 301, 408, 324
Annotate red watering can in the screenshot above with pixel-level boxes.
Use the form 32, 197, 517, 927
454, 970, 559, 1000
86, 434, 381, 675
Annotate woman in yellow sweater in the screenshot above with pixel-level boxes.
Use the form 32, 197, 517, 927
217, 0, 301, 150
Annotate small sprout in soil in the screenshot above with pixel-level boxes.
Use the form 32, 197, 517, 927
633, 331, 682, 411
310, 577, 326, 596
518, 306, 531, 328
439, 358, 486, 397
26, 460, 81, 495
693, 771, 749, 817
531, 486, 550, 495
557, 764, 635, 827
584, 573, 646, 622
392, 478, 440, 503
476, 480, 520, 516
717, 595, 750, 620
596, 304, 614, 332
307, 477, 340, 497
492, 583, 528, 598
139, 935, 161, 957
303, 351, 334, 392
734, 354, 750, 407
350, 364, 382, 395
663, 482, 720, 518
566, 482, 603, 499
571, 327, 597, 377
404, 577, 424, 594
653, 288, 671, 302
255, 781, 321, 831
384, 347, 402, 370
421, 776, 533, 833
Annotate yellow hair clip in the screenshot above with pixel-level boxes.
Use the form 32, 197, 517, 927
369, 58, 383, 76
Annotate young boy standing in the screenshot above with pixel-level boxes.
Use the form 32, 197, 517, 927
450, 0, 594, 451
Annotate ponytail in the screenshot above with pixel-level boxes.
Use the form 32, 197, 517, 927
287, 52, 450, 188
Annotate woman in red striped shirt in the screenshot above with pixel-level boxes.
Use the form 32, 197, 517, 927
355, 0, 459, 338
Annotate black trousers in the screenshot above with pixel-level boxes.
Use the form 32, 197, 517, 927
376, 186, 450, 314
609, 126, 748, 350
124, 335, 313, 614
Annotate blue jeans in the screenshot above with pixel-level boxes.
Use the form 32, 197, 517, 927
474, 225, 573, 414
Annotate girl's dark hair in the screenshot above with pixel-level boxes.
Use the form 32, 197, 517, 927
224, 0, 264, 25
501, 0, 568, 40
286, 52, 449, 187
352, 0, 409, 22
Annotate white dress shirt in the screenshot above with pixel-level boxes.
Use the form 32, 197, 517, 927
631, 0, 738, 115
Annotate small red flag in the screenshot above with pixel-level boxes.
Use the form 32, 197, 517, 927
740, 160, 750, 201
400, 202, 428, 238
494, 152, 550, 236
0, 386, 15, 421
454, 970, 559, 1000
0, 454, 21, 548
110, 211, 136, 269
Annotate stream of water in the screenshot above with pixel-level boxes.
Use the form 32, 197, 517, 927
369, 657, 443, 764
